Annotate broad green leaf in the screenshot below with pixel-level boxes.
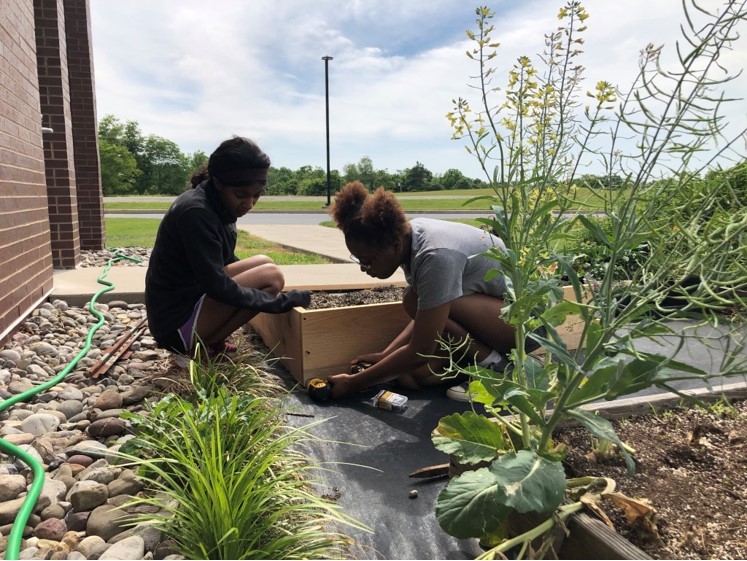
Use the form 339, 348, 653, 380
432, 412, 506, 463
566, 355, 627, 406
625, 350, 708, 376
605, 358, 658, 398
491, 451, 567, 513
463, 379, 499, 406
604, 354, 706, 399
523, 356, 550, 391
566, 408, 635, 474
502, 388, 546, 425
436, 467, 511, 538
436, 451, 566, 539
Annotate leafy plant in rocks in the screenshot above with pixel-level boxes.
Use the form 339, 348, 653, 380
436, 2, 747, 557
119, 353, 362, 559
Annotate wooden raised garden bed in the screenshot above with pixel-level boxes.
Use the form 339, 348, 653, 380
250, 285, 587, 385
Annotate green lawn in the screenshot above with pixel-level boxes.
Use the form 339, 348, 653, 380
104, 187, 624, 213
104, 218, 333, 265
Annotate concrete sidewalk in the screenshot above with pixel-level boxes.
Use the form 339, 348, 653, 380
51, 224, 406, 305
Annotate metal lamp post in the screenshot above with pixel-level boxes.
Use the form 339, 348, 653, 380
322, 55, 333, 206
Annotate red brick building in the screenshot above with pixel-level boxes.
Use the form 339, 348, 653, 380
0, 0, 103, 344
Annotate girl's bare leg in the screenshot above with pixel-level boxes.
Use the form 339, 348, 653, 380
194, 255, 284, 347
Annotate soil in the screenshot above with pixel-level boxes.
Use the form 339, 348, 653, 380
558, 400, 747, 560
307, 285, 404, 309
272, 287, 747, 559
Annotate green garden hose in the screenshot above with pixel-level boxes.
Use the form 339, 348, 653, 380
0, 251, 140, 560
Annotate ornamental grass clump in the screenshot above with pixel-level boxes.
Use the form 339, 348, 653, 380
119, 352, 362, 559
435, 2, 747, 557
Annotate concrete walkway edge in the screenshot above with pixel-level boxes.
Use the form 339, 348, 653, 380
51, 224, 406, 305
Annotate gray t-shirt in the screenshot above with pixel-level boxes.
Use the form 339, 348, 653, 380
402, 218, 507, 310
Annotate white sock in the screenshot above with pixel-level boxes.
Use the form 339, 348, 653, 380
477, 349, 503, 367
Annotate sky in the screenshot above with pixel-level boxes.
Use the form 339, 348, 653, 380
89, 1, 747, 179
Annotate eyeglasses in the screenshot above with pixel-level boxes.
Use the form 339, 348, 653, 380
350, 249, 381, 271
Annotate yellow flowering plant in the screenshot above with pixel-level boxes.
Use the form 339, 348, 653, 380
435, 2, 747, 557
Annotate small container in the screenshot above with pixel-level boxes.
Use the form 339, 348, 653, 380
370, 389, 408, 412
306, 377, 332, 402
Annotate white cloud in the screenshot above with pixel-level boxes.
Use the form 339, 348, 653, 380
90, 0, 747, 178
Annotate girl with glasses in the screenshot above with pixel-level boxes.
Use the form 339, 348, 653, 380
327, 180, 539, 401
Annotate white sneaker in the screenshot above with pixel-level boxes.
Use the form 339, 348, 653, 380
484, 354, 510, 373
446, 382, 471, 402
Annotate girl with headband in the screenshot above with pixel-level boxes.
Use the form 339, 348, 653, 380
145, 136, 310, 359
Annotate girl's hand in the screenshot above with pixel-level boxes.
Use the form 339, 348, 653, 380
351, 352, 385, 366
328, 373, 360, 399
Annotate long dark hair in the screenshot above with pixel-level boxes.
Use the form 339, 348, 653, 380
190, 136, 271, 188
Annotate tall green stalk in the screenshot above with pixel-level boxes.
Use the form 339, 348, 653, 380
436, 2, 747, 554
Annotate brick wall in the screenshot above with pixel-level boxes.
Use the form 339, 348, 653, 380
0, 0, 55, 340
35, 0, 81, 268
65, 0, 104, 250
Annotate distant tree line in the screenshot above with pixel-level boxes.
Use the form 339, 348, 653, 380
97, 115, 492, 196
100, 114, 744, 197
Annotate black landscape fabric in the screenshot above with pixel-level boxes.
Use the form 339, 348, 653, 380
282, 378, 484, 560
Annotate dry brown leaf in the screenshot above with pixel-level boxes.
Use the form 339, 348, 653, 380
607, 492, 662, 543
607, 492, 655, 523
580, 495, 616, 529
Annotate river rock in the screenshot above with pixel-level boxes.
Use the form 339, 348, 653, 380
69, 480, 109, 512
93, 390, 123, 411
86, 504, 130, 542
57, 400, 84, 420
76, 534, 108, 559
21, 413, 60, 436
0, 474, 27, 502
12, 444, 44, 471
8, 379, 35, 394
30, 342, 58, 357
33, 517, 67, 541
120, 385, 153, 405
2, 432, 35, 446
100, 535, 145, 560
87, 418, 127, 438
65, 510, 90, 532
81, 466, 122, 485
39, 478, 68, 506
0, 349, 22, 363
41, 503, 67, 520
67, 454, 94, 468
66, 440, 110, 459
58, 386, 84, 401
0, 494, 51, 525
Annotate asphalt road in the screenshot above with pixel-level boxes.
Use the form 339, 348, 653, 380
106, 211, 494, 225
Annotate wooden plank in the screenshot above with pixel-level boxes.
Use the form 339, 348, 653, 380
561, 512, 651, 559
580, 381, 747, 420
249, 285, 593, 385
505, 509, 649, 560
249, 309, 304, 381
298, 302, 411, 382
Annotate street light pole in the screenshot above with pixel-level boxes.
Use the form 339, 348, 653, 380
322, 55, 333, 207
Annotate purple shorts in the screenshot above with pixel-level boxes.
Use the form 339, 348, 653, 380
176, 294, 206, 354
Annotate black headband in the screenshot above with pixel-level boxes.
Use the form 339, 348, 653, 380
215, 168, 269, 186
